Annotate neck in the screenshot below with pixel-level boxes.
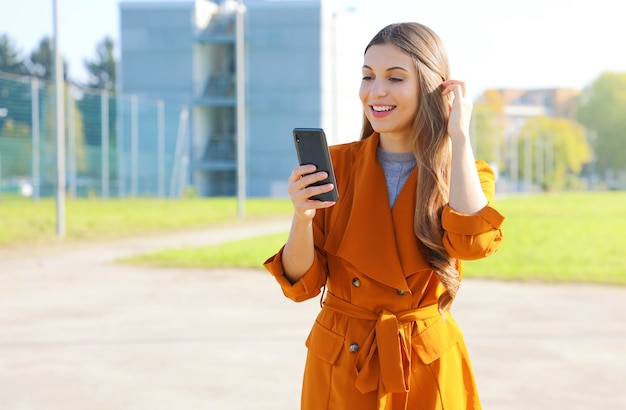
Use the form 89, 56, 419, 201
378, 132, 412, 153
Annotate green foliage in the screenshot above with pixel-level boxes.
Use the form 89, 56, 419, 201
0, 120, 32, 175
577, 71, 626, 174
29, 37, 54, 80
517, 116, 591, 191
0, 117, 31, 139
472, 90, 506, 168
0, 34, 27, 75
83, 36, 116, 90
76, 89, 117, 146
0, 72, 33, 130
472, 104, 498, 164
78, 36, 117, 148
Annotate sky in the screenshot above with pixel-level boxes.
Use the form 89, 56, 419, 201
1, 0, 624, 97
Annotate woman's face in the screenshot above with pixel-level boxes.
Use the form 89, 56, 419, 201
359, 43, 419, 140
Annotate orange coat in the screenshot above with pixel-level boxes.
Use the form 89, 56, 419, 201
265, 133, 504, 410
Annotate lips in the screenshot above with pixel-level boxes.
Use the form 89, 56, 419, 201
370, 105, 396, 118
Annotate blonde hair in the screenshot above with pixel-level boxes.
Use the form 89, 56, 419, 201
360, 22, 459, 314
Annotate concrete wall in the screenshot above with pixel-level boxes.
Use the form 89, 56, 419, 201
119, 2, 195, 105
118, 2, 195, 196
245, 0, 323, 197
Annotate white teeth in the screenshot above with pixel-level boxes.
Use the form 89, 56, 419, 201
372, 105, 394, 112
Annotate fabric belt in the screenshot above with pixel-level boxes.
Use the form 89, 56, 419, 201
322, 292, 440, 395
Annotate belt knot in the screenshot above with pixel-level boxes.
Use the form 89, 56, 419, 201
322, 293, 439, 394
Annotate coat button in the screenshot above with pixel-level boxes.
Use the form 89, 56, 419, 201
396, 289, 406, 296
351, 277, 361, 288
348, 343, 360, 353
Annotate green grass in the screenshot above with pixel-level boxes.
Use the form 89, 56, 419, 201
120, 191, 626, 285
0, 196, 292, 246
463, 191, 626, 285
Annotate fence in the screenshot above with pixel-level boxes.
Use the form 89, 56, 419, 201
0, 71, 190, 199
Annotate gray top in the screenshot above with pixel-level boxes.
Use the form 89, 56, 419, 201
377, 148, 416, 208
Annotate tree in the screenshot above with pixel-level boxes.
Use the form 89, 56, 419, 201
472, 90, 506, 169
576, 71, 626, 176
1, 35, 68, 137
0, 35, 31, 131
29, 37, 53, 80
0, 34, 27, 75
78, 36, 117, 146
83, 36, 116, 90
517, 116, 591, 191
27, 36, 69, 81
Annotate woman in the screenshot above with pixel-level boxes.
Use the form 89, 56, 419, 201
264, 22, 504, 410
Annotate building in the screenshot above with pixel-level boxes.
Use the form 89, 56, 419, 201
119, 0, 364, 198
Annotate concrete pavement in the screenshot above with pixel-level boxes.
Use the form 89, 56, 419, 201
1, 218, 625, 409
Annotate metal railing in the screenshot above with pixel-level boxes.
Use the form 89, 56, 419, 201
0, 71, 190, 199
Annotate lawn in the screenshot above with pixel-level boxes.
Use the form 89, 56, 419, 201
121, 191, 626, 285
462, 191, 626, 284
0, 196, 292, 246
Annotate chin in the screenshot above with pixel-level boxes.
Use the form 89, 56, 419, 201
370, 124, 394, 134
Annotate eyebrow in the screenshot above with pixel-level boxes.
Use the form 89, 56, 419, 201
362, 65, 410, 72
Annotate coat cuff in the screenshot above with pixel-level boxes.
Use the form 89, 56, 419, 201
263, 246, 325, 302
442, 204, 505, 235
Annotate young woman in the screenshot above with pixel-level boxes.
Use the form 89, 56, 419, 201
265, 22, 504, 410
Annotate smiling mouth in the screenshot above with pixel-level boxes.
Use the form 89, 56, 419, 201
371, 105, 395, 112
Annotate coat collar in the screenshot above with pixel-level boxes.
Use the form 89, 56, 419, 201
324, 133, 431, 290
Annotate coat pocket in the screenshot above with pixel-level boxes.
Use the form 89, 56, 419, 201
305, 321, 345, 365
411, 314, 463, 364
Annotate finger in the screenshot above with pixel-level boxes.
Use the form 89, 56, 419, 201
303, 195, 336, 209
292, 188, 336, 211
288, 172, 329, 197
288, 164, 317, 183
302, 183, 334, 200
441, 79, 465, 88
300, 171, 328, 190
441, 80, 466, 97
311, 200, 336, 209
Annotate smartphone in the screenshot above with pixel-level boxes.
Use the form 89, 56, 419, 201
292, 128, 339, 202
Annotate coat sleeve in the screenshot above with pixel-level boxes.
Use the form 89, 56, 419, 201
442, 160, 505, 260
263, 210, 329, 303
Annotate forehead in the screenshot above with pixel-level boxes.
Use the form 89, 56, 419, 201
363, 44, 415, 71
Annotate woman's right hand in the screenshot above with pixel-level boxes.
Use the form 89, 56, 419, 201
287, 164, 336, 220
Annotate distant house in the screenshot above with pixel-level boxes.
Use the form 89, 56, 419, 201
478, 87, 584, 192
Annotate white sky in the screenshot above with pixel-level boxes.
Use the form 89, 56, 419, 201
1, 0, 624, 97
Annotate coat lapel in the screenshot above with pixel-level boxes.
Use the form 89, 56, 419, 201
324, 133, 411, 290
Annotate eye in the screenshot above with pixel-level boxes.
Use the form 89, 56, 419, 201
362, 75, 373, 81
389, 77, 404, 82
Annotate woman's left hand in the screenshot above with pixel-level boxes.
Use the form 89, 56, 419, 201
441, 80, 473, 141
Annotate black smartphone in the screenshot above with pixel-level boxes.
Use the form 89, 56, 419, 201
292, 128, 339, 202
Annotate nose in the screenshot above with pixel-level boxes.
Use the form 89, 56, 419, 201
371, 79, 387, 98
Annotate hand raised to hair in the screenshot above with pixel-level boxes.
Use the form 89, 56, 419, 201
441, 80, 473, 141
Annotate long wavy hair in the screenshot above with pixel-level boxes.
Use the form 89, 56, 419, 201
360, 22, 458, 314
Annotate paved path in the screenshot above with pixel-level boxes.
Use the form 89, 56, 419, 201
1, 218, 625, 409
